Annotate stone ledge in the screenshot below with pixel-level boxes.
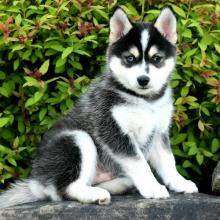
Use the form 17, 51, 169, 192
0, 193, 219, 220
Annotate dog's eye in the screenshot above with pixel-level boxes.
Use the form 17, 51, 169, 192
151, 54, 163, 64
125, 55, 136, 64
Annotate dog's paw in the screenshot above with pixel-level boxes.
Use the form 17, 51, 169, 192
168, 179, 198, 193
80, 187, 111, 205
140, 183, 169, 199
93, 187, 111, 205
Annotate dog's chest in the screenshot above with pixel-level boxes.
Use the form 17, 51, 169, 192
111, 98, 173, 146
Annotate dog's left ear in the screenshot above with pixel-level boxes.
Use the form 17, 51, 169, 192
109, 8, 133, 44
154, 8, 177, 45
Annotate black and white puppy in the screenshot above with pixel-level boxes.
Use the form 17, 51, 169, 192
0, 7, 198, 208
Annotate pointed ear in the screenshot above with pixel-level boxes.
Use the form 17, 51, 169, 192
154, 8, 177, 44
109, 8, 133, 44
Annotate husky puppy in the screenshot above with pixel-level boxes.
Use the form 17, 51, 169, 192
0, 7, 198, 208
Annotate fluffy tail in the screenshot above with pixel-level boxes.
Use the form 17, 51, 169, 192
0, 179, 47, 208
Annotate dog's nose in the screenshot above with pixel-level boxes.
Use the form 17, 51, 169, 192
137, 75, 149, 87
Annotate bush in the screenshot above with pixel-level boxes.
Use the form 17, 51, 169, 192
0, 0, 219, 192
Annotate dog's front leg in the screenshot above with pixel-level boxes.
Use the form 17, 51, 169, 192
116, 150, 169, 199
148, 133, 198, 193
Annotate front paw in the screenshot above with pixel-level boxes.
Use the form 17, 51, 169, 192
168, 179, 198, 193
140, 183, 170, 199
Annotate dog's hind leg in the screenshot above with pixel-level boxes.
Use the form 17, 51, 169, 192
64, 130, 111, 205
97, 177, 133, 195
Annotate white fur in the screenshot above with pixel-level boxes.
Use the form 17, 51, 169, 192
0, 180, 49, 208
97, 177, 133, 195
148, 45, 159, 57
63, 130, 111, 205
29, 180, 61, 201
114, 151, 169, 199
109, 88, 175, 199
129, 46, 140, 58
141, 30, 149, 51
66, 181, 111, 205
112, 88, 173, 147
62, 130, 97, 185
148, 136, 198, 193
148, 58, 175, 92
99, 130, 169, 198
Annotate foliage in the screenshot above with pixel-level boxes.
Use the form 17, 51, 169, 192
0, 0, 219, 191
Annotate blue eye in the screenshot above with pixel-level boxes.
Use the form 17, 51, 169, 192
125, 55, 136, 64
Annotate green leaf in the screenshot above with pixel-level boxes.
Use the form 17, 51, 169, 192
214, 43, 220, 54
62, 47, 73, 59
8, 158, 17, 167
18, 119, 25, 133
0, 145, 12, 154
22, 50, 32, 60
95, 9, 109, 20
74, 50, 90, 56
39, 108, 47, 121
25, 91, 44, 107
0, 87, 9, 97
56, 57, 66, 68
185, 96, 197, 103
211, 138, 220, 153
182, 29, 192, 38
201, 107, 210, 116
176, 165, 190, 178
13, 59, 20, 71
39, 59, 50, 75
44, 42, 64, 52
196, 152, 204, 165
12, 44, 25, 52
0, 117, 10, 127
183, 160, 192, 168
23, 76, 43, 88
71, 61, 82, 70
0, 71, 6, 80
188, 146, 198, 156
171, 133, 187, 145
171, 5, 186, 18
198, 120, 204, 132
181, 86, 189, 97
201, 149, 213, 157
15, 14, 22, 26
13, 136, 19, 148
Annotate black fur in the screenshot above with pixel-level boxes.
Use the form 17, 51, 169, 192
31, 135, 81, 192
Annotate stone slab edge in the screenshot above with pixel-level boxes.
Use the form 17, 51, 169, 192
0, 193, 219, 220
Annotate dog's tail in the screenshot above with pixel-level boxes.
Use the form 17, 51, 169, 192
0, 179, 48, 208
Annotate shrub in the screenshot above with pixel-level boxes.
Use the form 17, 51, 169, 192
0, 0, 219, 192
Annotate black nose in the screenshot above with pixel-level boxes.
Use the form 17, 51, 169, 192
137, 76, 149, 87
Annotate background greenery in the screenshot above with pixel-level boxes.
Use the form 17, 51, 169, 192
0, 0, 219, 193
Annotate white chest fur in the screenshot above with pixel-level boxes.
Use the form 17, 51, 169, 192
111, 89, 173, 147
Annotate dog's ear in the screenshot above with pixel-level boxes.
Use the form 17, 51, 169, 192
109, 7, 132, 44
154, 8, 177, 44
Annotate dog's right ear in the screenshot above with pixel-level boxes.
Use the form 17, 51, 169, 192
109, 8, 132, 44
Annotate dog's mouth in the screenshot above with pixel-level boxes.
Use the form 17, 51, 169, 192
138, 85, 149, 90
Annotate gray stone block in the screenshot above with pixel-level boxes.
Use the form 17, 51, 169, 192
0, 193, 219, 220
212, 162, 220, 194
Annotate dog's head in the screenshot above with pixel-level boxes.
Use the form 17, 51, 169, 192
108, 7, 177, 96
